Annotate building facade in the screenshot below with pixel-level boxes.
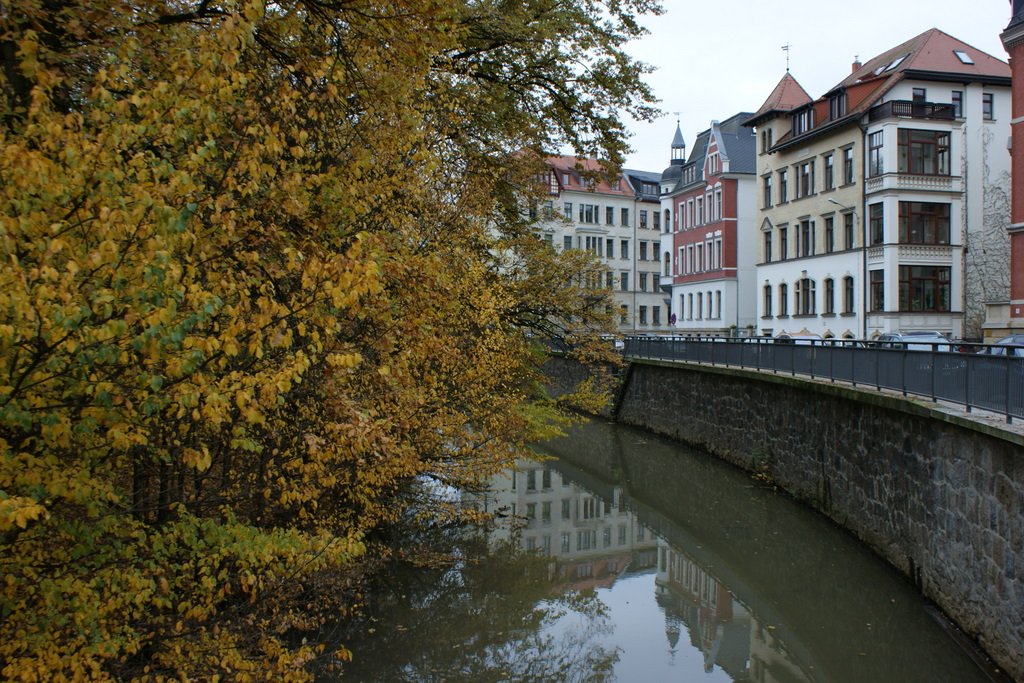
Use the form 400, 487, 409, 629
658, 114, 758, 335
991, 0, 1024, 337
747, 29, 1011, 341
537, 157, 669, 333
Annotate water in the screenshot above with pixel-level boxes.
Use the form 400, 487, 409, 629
331, 419, 996, 682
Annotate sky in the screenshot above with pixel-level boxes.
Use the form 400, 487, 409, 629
621, 1, 1015, 173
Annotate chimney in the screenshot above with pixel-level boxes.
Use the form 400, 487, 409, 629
851, 58, 862, 74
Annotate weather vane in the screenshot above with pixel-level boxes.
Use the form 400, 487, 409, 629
782, 43, 792, 72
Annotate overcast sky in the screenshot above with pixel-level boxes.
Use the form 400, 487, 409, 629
621, 1, 1015, 173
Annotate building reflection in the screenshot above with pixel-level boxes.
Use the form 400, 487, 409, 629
473, 459, 814, 682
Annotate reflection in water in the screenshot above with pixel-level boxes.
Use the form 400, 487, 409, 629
333, 420, 992, 682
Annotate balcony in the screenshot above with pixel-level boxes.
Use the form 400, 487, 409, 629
868, 100, 956, 122
865, 173, 961, 195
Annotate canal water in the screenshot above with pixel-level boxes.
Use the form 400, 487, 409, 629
332, 419, 996, 682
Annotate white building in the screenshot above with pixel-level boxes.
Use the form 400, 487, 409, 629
537, 156, 670, 333
747, 29, 1011, 340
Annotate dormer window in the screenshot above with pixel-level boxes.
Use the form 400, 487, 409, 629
793, 108, 814, 136
829, 92, 847, 120
953, 50, 974, 64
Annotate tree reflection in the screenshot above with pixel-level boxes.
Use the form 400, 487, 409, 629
323, 534, 619, 682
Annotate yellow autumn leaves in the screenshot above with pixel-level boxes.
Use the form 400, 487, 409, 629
0, 0, 655, 678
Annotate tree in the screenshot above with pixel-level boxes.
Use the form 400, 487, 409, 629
0, 0, 659, 678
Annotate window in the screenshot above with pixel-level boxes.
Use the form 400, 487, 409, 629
843, 213, 855, 249
715, 291, 721, 319
639, 305, 647, 325
542, 501, 551, 522
798, 219, 815, 257
687, 293, 693, 319
606, 206, 614, 225
619, 272, 628, 292
764, 231, 773, 263
843, 276, 855, 313
952, 90, 963, 118
779, 169, 788, 203
824, 216, 835, 253
580, 204, 598, 223
899, 202, 950, 244
619, 304, 628, 323
795, 278, 816, 315
696, 197, 704, 224
912, 87, 927, 103
798, 161, 814, 198
763, 284, 773, 316
639, 241, 648, 261
653, 273, 660, 291
653, 211, 661, 231
793, 107, 814, 135
983, 93, 994, 120
824, 153, 835, 190
696, 292, 703, 319
639, 272, 648, 292
869, 203, 884, 245
620, 208, 629, 226
842, 147, 854, 185
779, 227, 788, 260
639, 210, 648, 229
829, 92, 847, 120
868, 131, 884, 177
900, 266, 951, 312
763, 175, 773, 208
563, 235, 572, 251
606, 271, 613, 289
898, 129, 949, 175
620, 240, 629, 260
606, 238, 614, 258
870, 270, 885, 312
824, 278, 835, 314
653, 306, 661, 325
954, 50, 974, 65
778, 283, 789, 316
715, 189, 723, 221
563, 202, 573, 219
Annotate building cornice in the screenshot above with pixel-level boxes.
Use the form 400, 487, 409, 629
1001, 23, 1024, 51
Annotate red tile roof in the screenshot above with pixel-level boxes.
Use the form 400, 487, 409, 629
748, 73, 813, 123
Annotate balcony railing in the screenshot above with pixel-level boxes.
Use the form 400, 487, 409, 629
868, 100, 956, 122
621, 336, 1024, 423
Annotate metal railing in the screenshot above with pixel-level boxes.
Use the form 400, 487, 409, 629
622, 336, 1024, 424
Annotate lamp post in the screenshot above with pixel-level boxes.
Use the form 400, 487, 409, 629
828, 197, 866, 340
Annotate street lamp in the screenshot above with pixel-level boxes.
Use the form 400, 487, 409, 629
828, 198, 867, 340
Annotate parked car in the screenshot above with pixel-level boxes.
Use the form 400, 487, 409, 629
875, 331, 951, 352
775, 333, 823, 346
985, 334, 1024, 356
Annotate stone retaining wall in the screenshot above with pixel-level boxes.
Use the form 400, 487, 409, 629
545, 355, 1024, 680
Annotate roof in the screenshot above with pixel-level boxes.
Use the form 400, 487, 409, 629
662, 112, 756, 194
544, 155, 634, 196
671, 124, 686, 149
743, 73, 812, 127
624, 169, 663, 201
835, 28, 1009, 91
770, 28, 1009, 153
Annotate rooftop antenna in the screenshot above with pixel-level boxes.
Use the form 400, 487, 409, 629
782, 43, 792, 72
